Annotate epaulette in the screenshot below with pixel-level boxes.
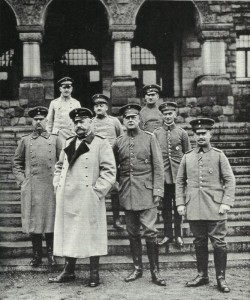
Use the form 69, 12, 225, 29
154, 127, 161, 131
185, 149, 193, 154
21, 133, 30, 138
51, 133, 59, 136
212, 147, 222, 153
116, 135, 123, 140
66, 135, 75, 140
95, 134, 105, 139
144, 130, 153, 135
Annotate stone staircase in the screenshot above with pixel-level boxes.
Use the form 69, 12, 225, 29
0, 123, 250, 271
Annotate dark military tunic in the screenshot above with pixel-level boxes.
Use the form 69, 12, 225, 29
176, 145, 235, 221
113, 128, 164, 210
12, 131, 61, 234
140, 105, 163, 133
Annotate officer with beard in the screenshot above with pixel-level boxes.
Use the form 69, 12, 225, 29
13, 106, 61, 267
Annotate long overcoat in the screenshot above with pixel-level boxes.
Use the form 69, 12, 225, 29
154, 123, 191, 184
12, 131, 61, 234
176, 145, 235, 220
113, 128, 164, 211
139, 105, 163, 133
53, 133, 116, 258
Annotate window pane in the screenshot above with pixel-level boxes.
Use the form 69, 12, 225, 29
132, 70, 139, 78
89, 71, 100, 82
0, 72, 8, 80
236, 51, 246, 78
61, 49, 98, 66
143, 70, 156, 85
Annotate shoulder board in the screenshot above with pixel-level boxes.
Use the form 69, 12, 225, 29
185, 149, 193, 154
95, 134, 105, 139
51, 133, 59, 136
116, 135, 123, 140
212, 147, 222, 153
154, 127, 161, 131
144, 130, 153, 135
21, 133, 30, 138
66, 135, 75, 140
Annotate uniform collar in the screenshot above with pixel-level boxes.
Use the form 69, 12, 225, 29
163, 122, 176, 131
76, 131, 95, 144
31, 130, 50, 139
60, 96, 72, 102
195, 144, 212, 153
127, 127, 140, 137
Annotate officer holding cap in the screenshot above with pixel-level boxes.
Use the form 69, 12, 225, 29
113, 103, 166, 286
154, 101, 191, 247
49, 107, 116, 287
13, 106, 61, 267
91, 94, 124, 230
176, 118, 235, 293
139, 84, 163, 133
46, 77, 81, 140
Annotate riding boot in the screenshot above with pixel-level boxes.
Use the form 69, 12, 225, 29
125, 238, 143, 282
45, 233, 57, 266
89, 256, 100, 287
186, 245, 209, 287
30, 234, 43, 267
111, 194, 124, 230
48, 257, 77, 283
146, 240, 166, 286
214, 248, 230, 293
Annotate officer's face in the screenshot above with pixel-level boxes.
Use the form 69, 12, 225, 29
123, 114, 140, 130
94, 103, 108, 117
145, 92, 159, 105
32, 116, 46, 133
59, 83, 73, 98
162, 110, 176, 124
74, 117, 92, 137
194, 130, 212, 147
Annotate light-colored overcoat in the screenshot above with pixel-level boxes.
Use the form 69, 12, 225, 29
53, 133, 116, 258
176, 145, 235, 220
12, 131, 61, 234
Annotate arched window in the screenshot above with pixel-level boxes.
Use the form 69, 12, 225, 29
60, 49, 98, 66
0, 49, 16, 99
131, 46, 162, 97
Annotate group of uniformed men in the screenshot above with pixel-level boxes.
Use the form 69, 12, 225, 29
12, 77, 235, 293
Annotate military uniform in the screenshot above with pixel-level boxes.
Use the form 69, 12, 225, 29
176, 118, 235, 293
91, 94, 124, 230
154, 120, 190, 243
113, 103, 166, 286
139, 84, 163, 133
13, 106, 61, 267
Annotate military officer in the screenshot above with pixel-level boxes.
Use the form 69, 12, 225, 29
139, 84, 163, 133
176, 118, 235, 293
46, 77, 81, 140
13, 106, 61, 267
113, 103, 166, 286
48, 107, 116, 287
154, 101, 191, 247
91, 94, 124, 230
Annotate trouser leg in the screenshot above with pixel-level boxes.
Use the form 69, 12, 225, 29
48, 257, 77, 283
45, 233, 57, 266
30, 233, 43, 267
124, 211, 143, 282
89, 256, 100, 287
208, 220, 230, 293
186, 221, 209, 287
111, 192, 124, 230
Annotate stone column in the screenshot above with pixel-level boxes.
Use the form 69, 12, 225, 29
18, 31, 45, 106
111, 27, 137, 113
196, 25, 232, 96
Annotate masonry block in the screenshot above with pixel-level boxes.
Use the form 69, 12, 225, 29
186, 97, 197, 107
201, 106, 213, 117
0, 101, 9, 109
5, 108, 15, 118
212, 105, 223, 117
223, 105, 234, 115
190, 107, 201, 117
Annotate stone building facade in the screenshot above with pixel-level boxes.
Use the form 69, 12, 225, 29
0, 0, 250, 126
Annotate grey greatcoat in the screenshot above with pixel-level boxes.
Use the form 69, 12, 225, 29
176, 145, 235, 221
12, 131, 61, 234
113, 128, 164, 210
53, 133, 116, 258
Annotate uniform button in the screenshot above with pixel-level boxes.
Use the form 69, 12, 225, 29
132, 138, 134, 140
86, 176, 88, 177
30, 151, 32, 153
131, 175, 133, 177
200, 186, 203, 189
30, 144, 32, 146
85, 166, 88, 168
131, 169, 133, 172
86, 185, 88, 187
130, 163, 133, 166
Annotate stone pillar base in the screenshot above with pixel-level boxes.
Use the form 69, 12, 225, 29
19, 80, 45, 107
111, 78, 136, 114
196, 75, 232, 97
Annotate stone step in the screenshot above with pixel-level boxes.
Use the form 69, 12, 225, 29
232, 166, 250, 175
0, 252, 249, 272
1, 207, 250, 228
228, 157, 250, 165
0, 236, 249, 259
1, 220, 249, 242
211, 141, 250, 149
0, 190, 20, 201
